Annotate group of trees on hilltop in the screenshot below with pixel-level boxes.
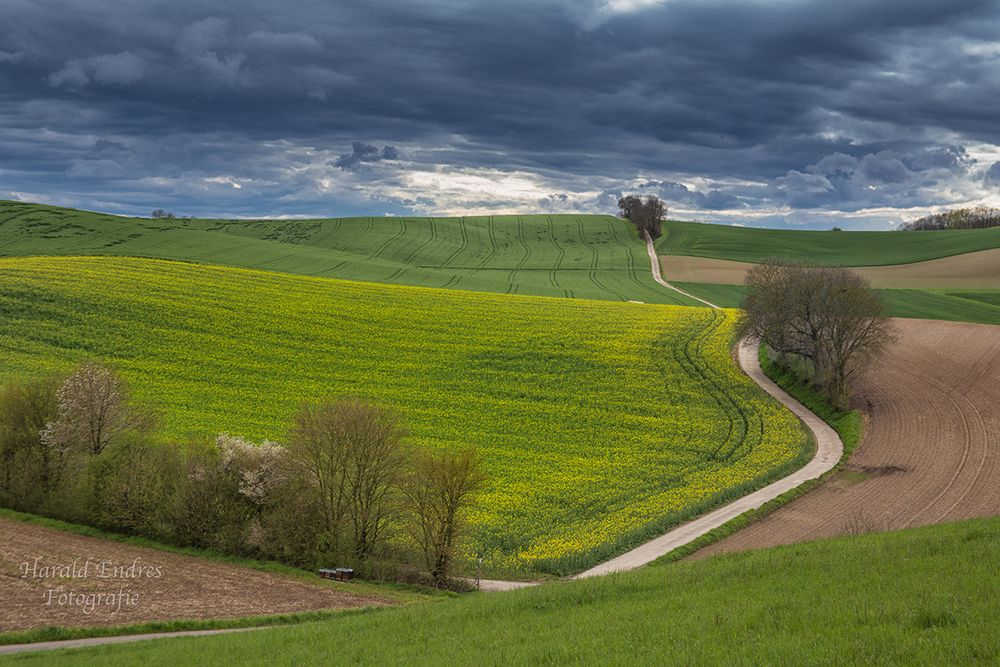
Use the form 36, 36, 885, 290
900, 206, 1000, 231
0, 363, 485, 588
617, 195, 666, 239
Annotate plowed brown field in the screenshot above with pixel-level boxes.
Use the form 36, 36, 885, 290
0, 518, 392, 632
693, 318, 1000, 559
660, 248, 1000, 289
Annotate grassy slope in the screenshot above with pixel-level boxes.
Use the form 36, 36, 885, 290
658, 219, 1000, 266
15, 516, 1000, 665
0, 200, 693, 305
0, 256, 807, 575
673, 282, 1000, 325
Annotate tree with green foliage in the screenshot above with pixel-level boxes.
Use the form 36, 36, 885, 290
0, 376, 61, 510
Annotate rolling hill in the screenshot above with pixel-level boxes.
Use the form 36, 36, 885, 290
0, 256, 807, 575
657, 219, 1000, 266
0, 200, 693, 305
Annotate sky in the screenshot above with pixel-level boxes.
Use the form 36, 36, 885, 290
2, 0, 1000, 228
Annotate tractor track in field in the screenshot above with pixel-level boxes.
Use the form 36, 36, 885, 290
692, 317, 1000, 559
387, 217, 437, 282
505, 216, 532, 294
368, 217, 409, 261
575, 216, 629, 301
439, 217, 469, 290
544, 216, 569, 297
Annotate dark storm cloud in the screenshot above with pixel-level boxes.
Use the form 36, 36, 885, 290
333, 142, 400, 171
1, 0, 1000, 223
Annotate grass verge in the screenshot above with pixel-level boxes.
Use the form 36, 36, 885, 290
9, 516, 1000, 664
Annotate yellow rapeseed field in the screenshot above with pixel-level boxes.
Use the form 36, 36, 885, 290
0, 256, 808, 574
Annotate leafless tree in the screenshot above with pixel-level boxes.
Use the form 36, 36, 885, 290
617, 194, 667, 239
404, 447, 486, 587
287, 398, 409, 566
40, 361, 150, 457
739, 262, 896, 408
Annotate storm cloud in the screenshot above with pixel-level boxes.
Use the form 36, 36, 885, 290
2, 0, 1000, 226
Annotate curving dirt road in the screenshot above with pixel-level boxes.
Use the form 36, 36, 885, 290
693, 317, 1000, 559
477, 234, 844, 590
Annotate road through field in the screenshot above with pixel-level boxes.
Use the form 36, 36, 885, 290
693, 318, 1000, 558
476, 234, 845, 590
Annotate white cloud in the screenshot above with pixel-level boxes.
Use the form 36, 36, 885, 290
565, 0, 672, 30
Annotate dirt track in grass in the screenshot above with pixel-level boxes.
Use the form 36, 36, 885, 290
0, 518, 392, 632
660, 248, 1000, 289
692, 318, 1000, 559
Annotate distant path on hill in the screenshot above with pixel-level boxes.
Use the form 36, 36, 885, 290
691, 318, 1000, 560
644, 232, 720, 307
477, 238, 845, 590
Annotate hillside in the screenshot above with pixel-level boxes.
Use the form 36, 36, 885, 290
12, 516, 1000, 665
0, 200, 692, 305
657, 219, 1000, 266
0, 256, 807, 575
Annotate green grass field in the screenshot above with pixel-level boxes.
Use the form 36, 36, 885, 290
12, 516, 999, 665
673, 282, 1000, 325
0, 200, 693, 305
0, 256, 807, 575
658, 219, 1000, 266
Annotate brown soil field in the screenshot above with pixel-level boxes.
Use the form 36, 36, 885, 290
0, 518, 393, 632
660, 247, 1000, 289
692, 318, 1000, 559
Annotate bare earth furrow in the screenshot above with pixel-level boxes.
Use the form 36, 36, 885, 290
692, 318, 1000, 559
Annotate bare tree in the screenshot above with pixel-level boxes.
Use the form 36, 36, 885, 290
40, 361, 149, 457
404, 447, 486, 587
618, 194, 667, 239
287, 399, 409, 567
739, 262, 896, 408
287, 401, 352, 541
